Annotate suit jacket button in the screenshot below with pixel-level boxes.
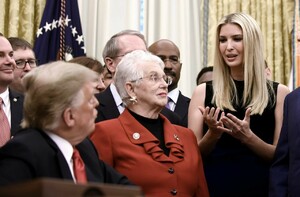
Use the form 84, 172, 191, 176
170, 189, 177, 195
168, 167, 174, 174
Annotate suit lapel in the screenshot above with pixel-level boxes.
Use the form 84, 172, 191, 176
9, 89, 24, 136
39, 131, 74, 180
95, 85, 120, 122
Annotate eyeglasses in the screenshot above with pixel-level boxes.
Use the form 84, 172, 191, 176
158, 56, 180, 65
131, 74, 172, 85
15, 59, 38, 69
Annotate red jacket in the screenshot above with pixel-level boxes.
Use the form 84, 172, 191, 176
91, 109, 209, 197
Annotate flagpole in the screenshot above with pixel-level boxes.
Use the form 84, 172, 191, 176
59, 0, 66, 61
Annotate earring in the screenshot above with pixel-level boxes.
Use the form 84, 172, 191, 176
129, 96, 137, 104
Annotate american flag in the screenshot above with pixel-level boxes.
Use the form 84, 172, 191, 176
33, 0, 86, 65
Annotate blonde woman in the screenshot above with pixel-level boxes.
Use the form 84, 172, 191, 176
188, 13, 289, 197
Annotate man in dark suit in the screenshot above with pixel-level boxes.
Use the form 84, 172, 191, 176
0, 34, 24, 146
0, 61, 131, 186
9, 90, 23, 136
148, 39, 190, 127
269, 88, 300, 196
95, 30, 182, 125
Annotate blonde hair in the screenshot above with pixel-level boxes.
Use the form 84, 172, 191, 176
21, 61, 99, 130
212, 13, 274, 115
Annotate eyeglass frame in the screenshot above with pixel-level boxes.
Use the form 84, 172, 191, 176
130, 73, 172, 86
157, 56, 181, 65
15, 59, 38, 69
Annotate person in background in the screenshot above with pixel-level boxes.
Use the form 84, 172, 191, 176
95, 30, 182, 126
8, 37, 37, 94
69, 56, 106, 92
188, 13, 289, 197
0, 61, 132, 186
148, 39, 190, 127
269, 87, 300, 196
0, 34, 23, 146
102, 65, 113, 88
91, 50, 209, 197
196, 66, 213, 85
264, 60, 272, 80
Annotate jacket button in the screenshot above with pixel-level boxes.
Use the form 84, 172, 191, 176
170, 189, 177, 195
168, 167, 175, 174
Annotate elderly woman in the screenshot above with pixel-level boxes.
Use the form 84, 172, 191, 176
90, 50, 209, 197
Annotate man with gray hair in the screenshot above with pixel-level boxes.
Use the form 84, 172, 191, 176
96, 30, 182, 126
0, 61, 131, 186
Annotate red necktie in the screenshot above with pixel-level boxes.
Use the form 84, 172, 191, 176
0, 97, 10, 147
72, 147, 87, 184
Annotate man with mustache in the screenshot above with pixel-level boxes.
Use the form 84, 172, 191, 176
149, 39, 190, 127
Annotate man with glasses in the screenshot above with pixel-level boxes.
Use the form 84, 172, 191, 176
8, 37, 37, 94
149, 39, 190, 127
95, 30, 182, 126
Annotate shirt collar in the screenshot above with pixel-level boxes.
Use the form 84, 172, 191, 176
0, 88, 9, 106
110, 83, 123, 106
168, 88, 179, 103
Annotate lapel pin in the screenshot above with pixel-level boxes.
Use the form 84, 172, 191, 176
13, 98, 17, 102
132, 132, 140, 140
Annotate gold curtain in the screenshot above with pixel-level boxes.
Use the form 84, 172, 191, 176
0, 0, 46, 46
205, 0, 294, 85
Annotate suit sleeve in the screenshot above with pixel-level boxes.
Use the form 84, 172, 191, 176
269, 95, 289, 196
0, 141, 34, 185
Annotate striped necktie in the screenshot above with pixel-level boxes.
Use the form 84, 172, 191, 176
0, 97, 10, 147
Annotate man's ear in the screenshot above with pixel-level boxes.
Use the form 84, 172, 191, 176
63, 108, 75, 127
104, 57, 116, 73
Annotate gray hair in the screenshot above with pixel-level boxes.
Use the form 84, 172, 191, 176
102, 30, 147, 60
21, 61, 99, 130
114, 50, 164, 106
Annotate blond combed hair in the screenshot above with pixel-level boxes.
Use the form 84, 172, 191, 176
212, 13, 274, 115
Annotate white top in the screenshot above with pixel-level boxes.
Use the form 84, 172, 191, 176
110, 83, 124, 114
0, 88, 11, 126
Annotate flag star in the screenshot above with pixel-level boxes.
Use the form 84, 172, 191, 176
58, 17, 63, 27
52, 19, 58, 29
71, 27, 78, 37
36, 27, 43, 38
81, 46, 86, 54
44, 22, 52, 32
76, 35, 84, 45
64, 15, 71, 26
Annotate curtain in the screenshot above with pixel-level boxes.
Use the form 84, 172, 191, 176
0, 0, 295, 96
206, 0, 294, 85
0, 0, 46, 45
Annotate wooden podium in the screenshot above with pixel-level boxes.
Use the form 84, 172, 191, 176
0, 178, 143, 197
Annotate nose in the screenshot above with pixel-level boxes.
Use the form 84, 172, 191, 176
96, 79, 106, 92
226, 40, 234, 50
23, 62, 32, 71
163, 59, 173, 69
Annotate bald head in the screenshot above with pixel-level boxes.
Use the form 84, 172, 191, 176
148, 39, 182, 92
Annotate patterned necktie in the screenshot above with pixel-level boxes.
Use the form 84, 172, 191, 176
0, 97, 10, 147
165, 97, 172, 110
72, 147, 87, 184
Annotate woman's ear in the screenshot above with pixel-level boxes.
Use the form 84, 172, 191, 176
62, 107, 75, 127
125, 82, 135, 97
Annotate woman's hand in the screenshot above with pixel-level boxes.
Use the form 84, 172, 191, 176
199, 106, 225, 138
220, 108, 253, 143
